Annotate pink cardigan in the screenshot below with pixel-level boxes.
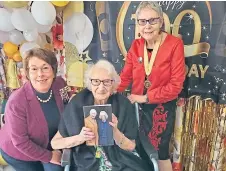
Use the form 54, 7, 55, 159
0, 77, 65, 162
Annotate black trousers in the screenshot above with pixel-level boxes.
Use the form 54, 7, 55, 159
0, 148, 63, 171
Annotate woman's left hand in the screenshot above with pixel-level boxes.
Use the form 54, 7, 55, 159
109, 114, 118, 131
128, 94, 146, 103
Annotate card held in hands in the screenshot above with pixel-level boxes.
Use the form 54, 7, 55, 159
83, 104, 114, 146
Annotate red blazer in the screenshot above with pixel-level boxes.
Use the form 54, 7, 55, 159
118, 34, 186, 104
0, 77, 66, 162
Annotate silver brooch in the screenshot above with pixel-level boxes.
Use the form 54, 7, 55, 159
138, 57, 143, 63
59, 86, 71, 104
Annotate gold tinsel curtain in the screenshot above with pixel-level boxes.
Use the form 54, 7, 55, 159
172, 97, 226, 171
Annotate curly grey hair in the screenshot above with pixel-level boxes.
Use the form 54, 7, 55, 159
84, 59, 121, 93
136, 1, 163, 19
99, 111, 108, 120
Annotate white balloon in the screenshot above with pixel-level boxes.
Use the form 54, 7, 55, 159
20, 42, 40, 58
16, 61, 23, 68
36, 23, 52, 33
0, 8, 15, 32
9, 30, 24, 45
11, 9, 36, 31
35, 34, 47, 47
64, 13, 93, 54
0, 31, 9, 44
64, 12, 86, 35
31, 1, 56, 26
23, 29, 38, 42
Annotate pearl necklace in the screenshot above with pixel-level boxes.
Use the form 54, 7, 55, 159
36, 90, 53, 103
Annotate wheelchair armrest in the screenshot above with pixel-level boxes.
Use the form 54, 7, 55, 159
61, 148, 72, 167
139, 133, 159, 171
139, 133, 158, 160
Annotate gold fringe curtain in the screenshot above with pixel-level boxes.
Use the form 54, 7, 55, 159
172, 96, 226, 171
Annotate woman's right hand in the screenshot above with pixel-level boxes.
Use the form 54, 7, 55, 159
50, 150, 62, 165
79, 127, 95, 143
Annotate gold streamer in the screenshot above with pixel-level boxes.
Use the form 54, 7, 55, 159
178, 97, 226, 171
172, 98, 186, 171
6, 59, 20, 89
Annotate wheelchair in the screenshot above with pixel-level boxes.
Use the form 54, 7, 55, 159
61, 103, 159, 171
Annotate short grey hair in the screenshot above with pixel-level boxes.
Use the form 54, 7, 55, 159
84, 59, 121, 93
99, 111, 108, 120
136, 1, 163, 19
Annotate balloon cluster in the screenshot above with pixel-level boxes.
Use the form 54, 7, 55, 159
0, 1, 69, 64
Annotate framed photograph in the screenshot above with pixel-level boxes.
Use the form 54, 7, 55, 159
83, 104, 114, 146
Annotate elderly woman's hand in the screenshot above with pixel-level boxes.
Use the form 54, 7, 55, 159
109, 114, 118, 131
128, 94, 147, 104
50, 150, 62, 165
79, 127, 95, 143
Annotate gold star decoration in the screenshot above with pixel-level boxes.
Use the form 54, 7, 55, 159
79, 50, 92, 63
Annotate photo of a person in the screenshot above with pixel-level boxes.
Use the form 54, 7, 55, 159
98, 111, 113, 146
84, 109, 99, 146
0, 114, 5, 127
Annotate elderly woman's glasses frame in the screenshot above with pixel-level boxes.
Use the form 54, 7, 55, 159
137, 17, 160, 26
90, 79, 114, 87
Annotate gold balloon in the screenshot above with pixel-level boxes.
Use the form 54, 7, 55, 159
51, 1, 69, 7
3, 42, 18, 57
0, 154, 8, 166
13, 51, 22, 62
67, 61, 88, 87
3, 1, 28, 8
5, 52, 13, 59
44, 43, 54, 51
63, 1, 84, 22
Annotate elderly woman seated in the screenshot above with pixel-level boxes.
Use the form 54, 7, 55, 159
51, 60, 151, 171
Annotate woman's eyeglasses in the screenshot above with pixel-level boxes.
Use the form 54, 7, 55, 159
28, 66, 52, 74
90, 79, 114, 87
137, 17, 160, 26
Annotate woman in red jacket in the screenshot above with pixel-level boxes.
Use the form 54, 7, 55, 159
117, 2, 185, 171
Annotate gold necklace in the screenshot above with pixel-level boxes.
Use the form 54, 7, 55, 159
143, 34, 162, 89
36, 90, 53, 103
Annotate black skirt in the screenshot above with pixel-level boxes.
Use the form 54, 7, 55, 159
139, 99, 177, 160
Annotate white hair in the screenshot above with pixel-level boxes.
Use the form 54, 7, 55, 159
136, 1, 163, 19
84, 59, 121, 93
99, 111, 108, 120
90, 109, 97, 115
